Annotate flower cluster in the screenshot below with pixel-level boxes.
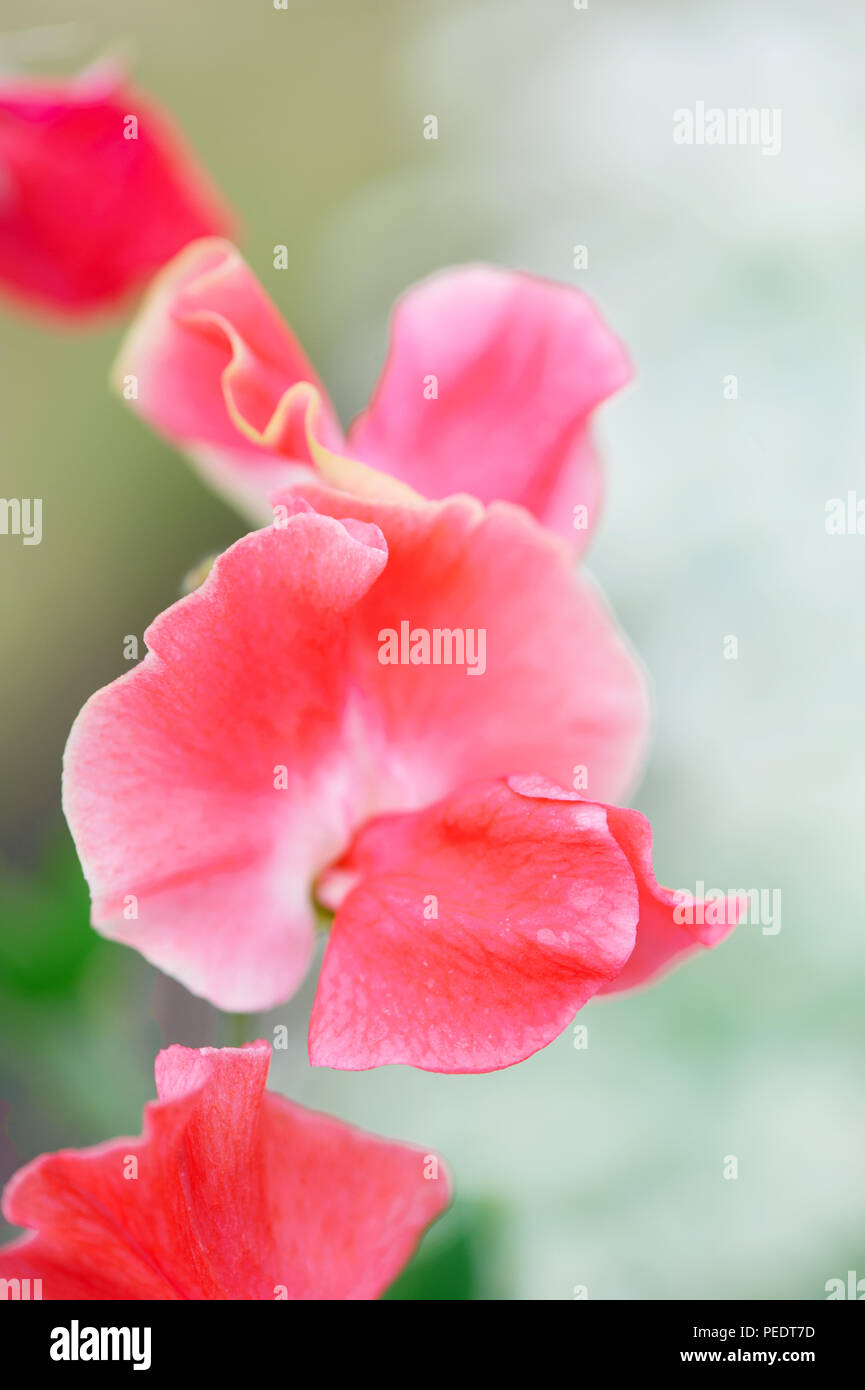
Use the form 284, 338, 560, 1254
0, 59, 736, 1298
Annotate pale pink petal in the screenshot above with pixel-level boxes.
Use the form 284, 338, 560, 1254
348, 264, 631, 545
62, 511, 388, 1011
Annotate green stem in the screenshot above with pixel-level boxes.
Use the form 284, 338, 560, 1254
227, 1012, 254, 1047
315, 903, 335, 935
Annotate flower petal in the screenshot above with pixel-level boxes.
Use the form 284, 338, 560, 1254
348, 264, 631, 545
312, 776, 739, 1072
113, 239, 343, 522
115, 248, 630, 537
597, 803, 741, 994
259, 1089, 449, 1299
285, 478, 649, 812
0, 62, 233, 317
63, 510, 388, 1011
310, 779, 639, 1072
506, 776, 740, 995
0, 1042, 449, 1299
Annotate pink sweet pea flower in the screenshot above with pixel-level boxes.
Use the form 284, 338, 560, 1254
62, 438, 736, 1071
0, 1041, 449, 1299
112, 237, 629, 542
0, 62, 233, 317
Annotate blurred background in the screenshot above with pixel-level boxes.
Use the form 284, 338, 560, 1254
1, 0, 863, 1299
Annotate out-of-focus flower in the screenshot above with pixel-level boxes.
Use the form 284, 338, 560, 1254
0, 61, 233, 317
113, 238, 629, 542
63, 436, 736, 1071
0, 1041, 449, 1298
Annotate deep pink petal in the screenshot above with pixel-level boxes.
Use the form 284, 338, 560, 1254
310, 779, 639, 1072
0, 1042, 449, 1299
0, 62, 233, 316
348, 264, 631, 545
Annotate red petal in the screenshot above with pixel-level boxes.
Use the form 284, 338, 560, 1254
0, 64, 233, 316
0, 1042, 449, 1299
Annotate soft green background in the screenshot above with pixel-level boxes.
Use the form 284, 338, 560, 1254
1, 0, 863, 1299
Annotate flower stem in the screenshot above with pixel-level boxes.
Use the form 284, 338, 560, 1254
314, 903, 335, 935
227, 1012, 253, 1047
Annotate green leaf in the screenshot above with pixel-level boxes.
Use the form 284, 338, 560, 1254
384, 1200, 499, 1301
0, 827, 98, 995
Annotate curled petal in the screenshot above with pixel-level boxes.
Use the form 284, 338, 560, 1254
113, 239, 343, 522
507, 776, 740, 995
597, 802, 741, 994
115, 246, 628, 539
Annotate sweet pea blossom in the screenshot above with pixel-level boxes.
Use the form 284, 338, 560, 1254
0, 1041, 449, 1299
63, 425, 737, 1071
0, 61, 233, 317
112, 237, 629, 542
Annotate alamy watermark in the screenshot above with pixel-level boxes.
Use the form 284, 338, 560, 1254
0, 1276, 42, 1299
825, 1271, 865, 1299
0, 497, 42, 545
673, 102, 782, 156
50, 1321, 151, 1370
825, 492, 865, 535
378, 621, 486, 676
673, 882, 781, 935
